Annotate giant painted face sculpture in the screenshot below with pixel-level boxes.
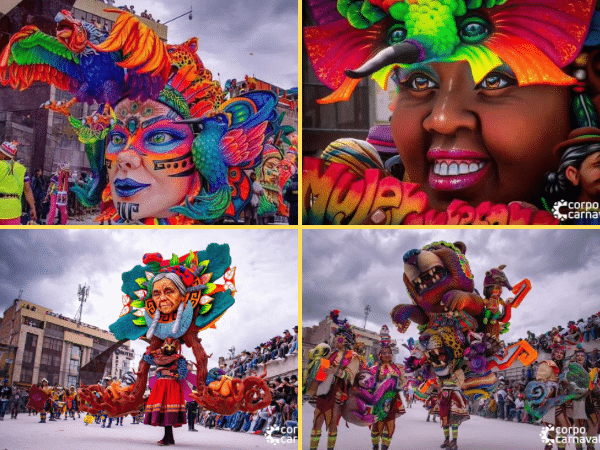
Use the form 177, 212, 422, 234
391, 61, 570, 210
106, 98, 197, 220
304, 0, 596, 210
152, 277, 185, 315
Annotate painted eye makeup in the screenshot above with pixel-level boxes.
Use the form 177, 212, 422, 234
476, 71, 517, 91
144, 129, 187, 153
400, 72, 439, 92
107, 131, 127, 154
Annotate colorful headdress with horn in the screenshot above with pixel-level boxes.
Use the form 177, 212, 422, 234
305, 0, 597, 104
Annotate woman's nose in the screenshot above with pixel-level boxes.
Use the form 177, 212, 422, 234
116, 147, 142, 171
422, 68, 477, 135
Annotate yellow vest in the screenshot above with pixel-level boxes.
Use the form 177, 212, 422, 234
0, 160, 26, 219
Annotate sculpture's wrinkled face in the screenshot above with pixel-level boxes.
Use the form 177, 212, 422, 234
391, 61, 570, 210
106, 98, 196, 220
153, 278, 185, 315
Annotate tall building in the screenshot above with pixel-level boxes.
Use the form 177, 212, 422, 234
0, 298, 134, 387
0, 0, 166, 176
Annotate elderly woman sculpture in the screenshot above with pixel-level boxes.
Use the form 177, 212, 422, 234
0, 10, 278, 224
76, 245, 270, 446
303, 0, 600, 224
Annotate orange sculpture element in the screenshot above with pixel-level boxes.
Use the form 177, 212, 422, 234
191, 369, 272, 416
487, 340, 538, 371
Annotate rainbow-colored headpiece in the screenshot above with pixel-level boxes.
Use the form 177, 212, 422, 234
305, 0, 596, 103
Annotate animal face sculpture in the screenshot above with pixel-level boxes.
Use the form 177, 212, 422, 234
419, 326, 466, 378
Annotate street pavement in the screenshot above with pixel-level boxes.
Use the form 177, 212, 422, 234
0, 414, 297, 450
302, 401, 578, 450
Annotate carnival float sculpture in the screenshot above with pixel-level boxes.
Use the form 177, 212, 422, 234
390, 241, 537, 449
0, 9, 278, 224
303, 0, 600, 224
75, 244, 271, 445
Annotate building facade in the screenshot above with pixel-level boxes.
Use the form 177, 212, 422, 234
302, 315, 398, 369
0, 298, 134, 387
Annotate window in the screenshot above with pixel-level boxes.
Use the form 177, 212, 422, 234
20, 368, 33, 383
67, 375, 78, 387
25, 333, 37, 349
42, 336, 62, 351
22, 349, 34, 364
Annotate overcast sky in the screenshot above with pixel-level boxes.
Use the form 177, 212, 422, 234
0, 229, 298, 365
303, 229, 600, 360
112, 0, 298, 89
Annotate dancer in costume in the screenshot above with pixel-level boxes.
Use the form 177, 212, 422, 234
45, 164, 70, 225
143, 338, 187, 445
368, 326, 406, 450
569, 347, 599, 450
309, 311, 361, 450
0, 141, 36, 224
77, 245, 271, 446
0, 10, 278, 224
303, 0, 600, 224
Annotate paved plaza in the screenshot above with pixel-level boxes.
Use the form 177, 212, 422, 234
0, 414, 297, 450
302, 402, 594, 450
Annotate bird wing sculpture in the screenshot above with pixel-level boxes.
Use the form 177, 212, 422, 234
171, 90, 278, 222
0, 8, 170, 105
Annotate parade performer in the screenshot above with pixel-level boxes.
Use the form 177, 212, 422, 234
309, 310, 361, 450
0, 141, 36, 224
390, 240, 537, 449
45, 163, 70, 225
368, 326, 406, 450
527, 344, 571, 450
0, 10, 278, 224
303, 0, 600, 225
143, 338, 187, 445
77, 244, 270, 446
66, 386, 77, 420
570, 347, 599, 450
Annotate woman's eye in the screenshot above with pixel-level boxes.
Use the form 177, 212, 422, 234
478, 73, 516, 90
402, 74, 438, 92
109, 134, 125, 146
148, 132, 173, 145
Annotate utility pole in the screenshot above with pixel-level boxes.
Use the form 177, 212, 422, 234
363, 305, 371, 329
75, 284, 90, 325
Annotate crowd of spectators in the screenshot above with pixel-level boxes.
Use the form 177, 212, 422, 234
189, 391, 298, 439
116, 4, 161, 22
510, 312, 600, 354
224, 326, 298, 379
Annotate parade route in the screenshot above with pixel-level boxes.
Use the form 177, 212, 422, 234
0, 414, 297, 450
301, 402, 584, 450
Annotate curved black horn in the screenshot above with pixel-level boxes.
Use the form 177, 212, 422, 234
345, 41, 423, 79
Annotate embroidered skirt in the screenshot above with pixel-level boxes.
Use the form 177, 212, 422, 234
144, 378, 186, 427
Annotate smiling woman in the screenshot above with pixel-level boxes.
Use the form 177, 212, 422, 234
302, 0, 600, 225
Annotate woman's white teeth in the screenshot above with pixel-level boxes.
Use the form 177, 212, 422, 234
433, 161, 485, 176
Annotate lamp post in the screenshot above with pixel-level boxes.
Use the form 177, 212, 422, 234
163, 6, 193, 25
